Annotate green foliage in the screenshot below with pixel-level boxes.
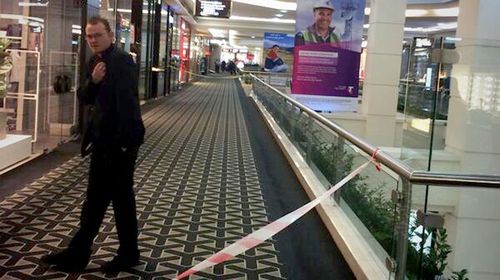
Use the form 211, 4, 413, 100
308, 131, 397, 252
422, 228, 453, 277
244, 74, 253, 84
255, 84, 469, 280
0, 38, 12, 99
450, 269, 469, 280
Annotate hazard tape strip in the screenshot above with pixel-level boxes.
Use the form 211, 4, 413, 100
173, 152, 381, 280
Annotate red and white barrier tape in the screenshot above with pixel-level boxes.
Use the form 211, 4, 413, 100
174, 153, 381, 280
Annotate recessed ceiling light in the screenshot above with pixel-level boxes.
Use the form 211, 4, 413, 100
280, 10, 287, 13
230, 16, 295, 24
275, 14, 283, 17
251, 36, 256, 38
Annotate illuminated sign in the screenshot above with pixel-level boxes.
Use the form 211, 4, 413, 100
415, 37, 433, 48
195, 0, 232, 18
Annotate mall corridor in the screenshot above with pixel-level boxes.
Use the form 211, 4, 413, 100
0, 78, 354, 279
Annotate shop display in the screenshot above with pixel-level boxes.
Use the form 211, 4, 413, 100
0, 38, 13, 140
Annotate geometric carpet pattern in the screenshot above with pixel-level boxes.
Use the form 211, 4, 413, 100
0, 78, 285, 279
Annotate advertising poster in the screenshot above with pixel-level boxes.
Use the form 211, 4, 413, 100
262, 32, 294, 73
292, 0, 366, 112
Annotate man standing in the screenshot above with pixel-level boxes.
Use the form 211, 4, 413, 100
41, 16, 145, 273
295, 0, 340, 46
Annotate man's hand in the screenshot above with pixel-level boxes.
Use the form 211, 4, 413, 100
92, 62, 106, 84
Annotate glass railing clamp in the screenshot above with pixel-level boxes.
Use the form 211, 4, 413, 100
416, 209, 444, 229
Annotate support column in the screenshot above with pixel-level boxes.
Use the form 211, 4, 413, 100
361, 0, 406, 146
444, 1, 500, 279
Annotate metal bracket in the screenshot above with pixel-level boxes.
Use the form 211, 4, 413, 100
391, 190, 403, 204
416, 209, 445, 229
385, 257, 397, 273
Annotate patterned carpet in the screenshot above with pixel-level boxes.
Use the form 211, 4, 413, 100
0, 79, 285, 279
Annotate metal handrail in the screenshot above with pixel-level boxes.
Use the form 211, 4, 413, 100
242, 70, 291, 77
250, 74, 500, 189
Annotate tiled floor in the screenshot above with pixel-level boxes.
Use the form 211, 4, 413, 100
0, 78, 355, 280
0, 79, 284, 279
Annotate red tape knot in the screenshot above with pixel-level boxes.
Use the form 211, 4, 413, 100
371, 148, 382, 172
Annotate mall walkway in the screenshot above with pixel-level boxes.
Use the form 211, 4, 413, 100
0, 78, 354, 279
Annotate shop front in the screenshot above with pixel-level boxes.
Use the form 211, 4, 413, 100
0, 0, 187, 171
0, 0, 83, 160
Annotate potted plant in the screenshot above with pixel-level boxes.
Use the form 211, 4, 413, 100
0, 38, 12, 140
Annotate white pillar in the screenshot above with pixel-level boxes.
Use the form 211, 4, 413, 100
445, 1, 500, 279
361, 0, 406, 146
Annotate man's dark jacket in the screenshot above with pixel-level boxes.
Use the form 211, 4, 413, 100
78, 45, 145, 156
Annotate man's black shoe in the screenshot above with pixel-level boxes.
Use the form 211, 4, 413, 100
41, 249, 90, 272
101, 255, 140, 274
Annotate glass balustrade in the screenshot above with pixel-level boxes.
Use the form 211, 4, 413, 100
252, 76, 404, 279
250, 65, 500, 280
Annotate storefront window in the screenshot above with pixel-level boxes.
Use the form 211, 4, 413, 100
169, 13, 180, 92
179, 18, 190, 83
98, 0, 133, 53
0, 0, 82, 154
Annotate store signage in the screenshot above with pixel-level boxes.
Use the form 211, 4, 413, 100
195, 0, 232, 18
415, 38, 432, 48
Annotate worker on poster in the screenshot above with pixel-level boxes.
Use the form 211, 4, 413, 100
292, 0, 365, 113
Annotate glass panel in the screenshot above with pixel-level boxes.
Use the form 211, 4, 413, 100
400, 37, 449, 172
400, 36, 499, 176
408, 184, 500, 280
169, 14, 180, 93
157, 3, 169, 96
49, 51, 78, 146
139, 0, 153, 100
252, 77, 400, 277
0, 0, 81, 156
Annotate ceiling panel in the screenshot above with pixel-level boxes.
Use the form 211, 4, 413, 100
192, 0, 459, 48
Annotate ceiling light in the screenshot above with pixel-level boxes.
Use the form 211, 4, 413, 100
18, 1, 49, 7
406, 9, 427, 17
280, 10, 288, 13
209, 28, 226, 38
233, 0, 296, 11
230, 15, 295, 24
432, 7, 459, 17
275, 14, 283, 17
404, 22, 457, 33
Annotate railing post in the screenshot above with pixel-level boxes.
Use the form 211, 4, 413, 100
395, 178, 412, 280
290, 107, 299, 141
305, 118, 313, 164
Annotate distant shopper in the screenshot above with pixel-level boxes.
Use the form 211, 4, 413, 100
295, 0, 341, 46
228, 60, 237, 75
221, 60, 226, 72
215, 59, 220, 73
41, 16, 145, 274
264, 44, 289, 72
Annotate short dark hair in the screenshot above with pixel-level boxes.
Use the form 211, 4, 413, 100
272, 44, 280, 48
87, 16, 112, 32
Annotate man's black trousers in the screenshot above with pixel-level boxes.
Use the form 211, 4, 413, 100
69, 147, 139, 257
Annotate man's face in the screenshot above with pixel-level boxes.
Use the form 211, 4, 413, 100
314, 8, 333, 30
85, 22, 114, 55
